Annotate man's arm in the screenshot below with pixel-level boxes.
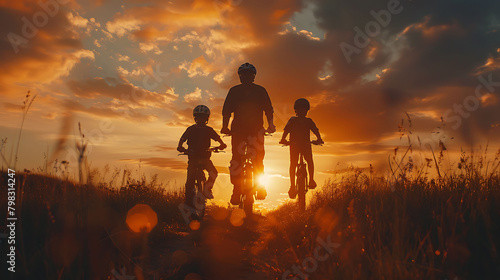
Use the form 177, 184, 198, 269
266, 112, 275, 133
221, 89, 234, 134
221, 115, 231, 134
263, 88, 275, 133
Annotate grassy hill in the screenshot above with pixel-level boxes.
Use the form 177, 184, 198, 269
1, 160, 500, 279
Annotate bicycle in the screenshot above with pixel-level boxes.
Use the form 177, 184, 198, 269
281, 140, 322, 211
224, 132, 269, 219
178, 147, 224, 222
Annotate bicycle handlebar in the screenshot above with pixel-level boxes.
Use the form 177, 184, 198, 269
221, 130, 274, 137
178, 146, 226, 156
280, 140, 324, 146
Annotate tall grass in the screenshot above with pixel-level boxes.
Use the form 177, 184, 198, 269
13, 91, 36, 170
260, 147, 500, 280
0, 91, 36, 171
0, 170, 184, 279
0, 90, 190, 279
2, 146, 500, 279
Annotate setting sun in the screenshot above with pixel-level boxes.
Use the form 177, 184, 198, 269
257, 174, 271, 187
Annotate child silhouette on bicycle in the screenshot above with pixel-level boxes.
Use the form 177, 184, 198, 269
177, 105, 227, 209
279, 98, 323, 198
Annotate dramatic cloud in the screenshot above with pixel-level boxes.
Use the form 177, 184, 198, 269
62, 99, 159, 122
0, 0, 92, 95
67, 77, 178, 108
263, 0, 500, 145
1, 0, 500, 191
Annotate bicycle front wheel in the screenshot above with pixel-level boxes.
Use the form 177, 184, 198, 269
194, 174, 206, 219
297, 166, 307, 211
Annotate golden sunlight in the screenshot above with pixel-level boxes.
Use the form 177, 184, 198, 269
257, 173, 271, 187
3, 1, 500, 278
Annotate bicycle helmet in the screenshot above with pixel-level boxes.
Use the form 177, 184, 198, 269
238, 62, 257, 75
193, 105, 210, 116
294, 98, 310, 110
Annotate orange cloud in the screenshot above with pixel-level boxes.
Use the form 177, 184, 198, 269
0, 0, 92, 101
63, 99, 158, 122
180, 55, 214, 78
67, 77, 178, 109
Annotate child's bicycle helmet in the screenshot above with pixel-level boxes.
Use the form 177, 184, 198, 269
238, 62, 257, 75
193, 105, 210, 116
294, 98, 310, 110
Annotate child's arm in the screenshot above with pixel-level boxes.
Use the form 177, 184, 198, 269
310, 119, 324, 144
216, 138, 227, 150
313, 130, 324, 144
210, 128, 227, 150
280, 117, 293, 145
279, 131, 289, 145
177, 137, 187, 152
177, 128, 189, 152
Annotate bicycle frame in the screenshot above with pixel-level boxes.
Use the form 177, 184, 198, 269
223, 131, 270, 218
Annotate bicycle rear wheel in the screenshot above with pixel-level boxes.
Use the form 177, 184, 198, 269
242, 193, 254, 218
241, 166, 254, 218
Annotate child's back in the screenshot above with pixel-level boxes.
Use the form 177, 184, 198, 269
285, 116, 319, 148
182, 124, 220, 159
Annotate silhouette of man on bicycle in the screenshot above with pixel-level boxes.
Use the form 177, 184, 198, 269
221, 62, 275, 205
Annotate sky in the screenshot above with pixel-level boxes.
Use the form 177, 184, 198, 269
1, 0, 500, 210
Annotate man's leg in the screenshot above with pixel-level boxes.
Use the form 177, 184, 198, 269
203, 159, 218, 199
252, 128, 265, 174
252, 129, 266, 199
229, 133, 245, 205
